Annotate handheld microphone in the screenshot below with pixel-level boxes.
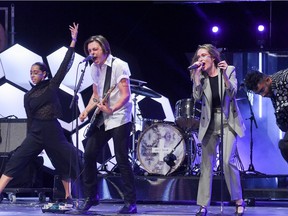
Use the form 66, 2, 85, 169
187, 63, 203, 70
80, 55, 93, 64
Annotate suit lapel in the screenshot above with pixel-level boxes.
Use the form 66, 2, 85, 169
203, 76, 211, 107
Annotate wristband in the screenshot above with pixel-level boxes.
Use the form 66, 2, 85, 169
72, 38, 77, 42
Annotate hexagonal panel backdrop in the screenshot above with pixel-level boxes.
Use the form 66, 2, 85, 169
0, 43, 43, 91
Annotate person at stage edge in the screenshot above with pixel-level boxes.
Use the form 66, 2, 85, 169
190, 44, 246, 216
78, 35, 137, 214
244, 69, 288, 163
0, 23, 79, 203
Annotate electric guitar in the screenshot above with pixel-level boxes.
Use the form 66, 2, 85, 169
84, 83, 117, 137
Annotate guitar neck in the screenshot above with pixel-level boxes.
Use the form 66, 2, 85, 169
88, 83, 117, 124
89, 107, 100, 124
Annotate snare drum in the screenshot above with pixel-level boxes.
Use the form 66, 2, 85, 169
137, 123, 186, 176
175, 98, 201, 131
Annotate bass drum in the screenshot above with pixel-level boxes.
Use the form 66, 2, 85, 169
137, 123, 186, 176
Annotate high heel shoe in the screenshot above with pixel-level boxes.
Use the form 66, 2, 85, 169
196, 205, 207, 216
235, 202, 245, 216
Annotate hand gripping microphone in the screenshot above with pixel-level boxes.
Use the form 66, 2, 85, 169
187, 63, 203, 70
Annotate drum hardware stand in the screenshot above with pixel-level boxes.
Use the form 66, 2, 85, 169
97, 160, 115, 175
242, 88, 265, 175
129, 79, 148, 166
98, 163, 109, 173
97, 154, 120, 176
131, 93, 140, 171
190, 132, 202, 175
163, 137, 184, 176
183, 130, 198, 176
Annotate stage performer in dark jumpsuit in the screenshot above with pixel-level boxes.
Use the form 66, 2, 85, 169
0, 22, 79, 203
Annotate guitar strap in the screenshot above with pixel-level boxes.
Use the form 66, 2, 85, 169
96, 57, 115, 128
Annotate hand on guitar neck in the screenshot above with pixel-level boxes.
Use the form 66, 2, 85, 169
84, 83, 117, 137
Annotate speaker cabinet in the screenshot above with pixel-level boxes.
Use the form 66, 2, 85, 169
0, 118, 27, 153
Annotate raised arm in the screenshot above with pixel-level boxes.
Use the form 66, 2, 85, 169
69, 22, 79, 48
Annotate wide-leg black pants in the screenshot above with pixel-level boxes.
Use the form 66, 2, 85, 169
4, 119, 77, 181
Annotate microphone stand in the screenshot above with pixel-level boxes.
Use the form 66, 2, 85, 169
216, 69, 229, 216
164, 137, 184, 176
242, 88, 264, 175
69, 61, 89, 207
219, 69, 225, 214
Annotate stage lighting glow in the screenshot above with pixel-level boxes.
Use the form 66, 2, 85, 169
212, 26, 219, 33
258, 52, 263, 118
279, 130, 284, 140
258, 25, 265, 32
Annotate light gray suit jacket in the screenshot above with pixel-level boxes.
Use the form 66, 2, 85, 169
193, 66, 245, 142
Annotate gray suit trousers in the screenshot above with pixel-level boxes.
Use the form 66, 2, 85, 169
196, 111, 243, 206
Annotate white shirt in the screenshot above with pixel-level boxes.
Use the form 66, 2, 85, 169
90, 54, 132, 130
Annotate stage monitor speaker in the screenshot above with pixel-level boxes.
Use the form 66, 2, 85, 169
0, 118, 27, 153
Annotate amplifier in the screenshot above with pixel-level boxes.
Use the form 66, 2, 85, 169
0, 118, 27, 153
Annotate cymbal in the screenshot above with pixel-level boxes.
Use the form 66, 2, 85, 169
130, 78, 147, 86
130, 84, 162, 98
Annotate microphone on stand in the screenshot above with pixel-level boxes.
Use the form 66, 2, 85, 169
80, 55, 93, 64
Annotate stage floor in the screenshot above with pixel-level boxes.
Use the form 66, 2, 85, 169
0, 198, 287, 216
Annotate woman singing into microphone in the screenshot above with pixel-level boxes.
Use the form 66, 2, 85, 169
190, 44, 246, 216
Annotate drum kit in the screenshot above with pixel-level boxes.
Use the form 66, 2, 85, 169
130, 79, 203, 176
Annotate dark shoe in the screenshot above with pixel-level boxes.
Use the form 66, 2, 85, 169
77, 197, 99, 211
118, 203, 137, 214
64, 196, 74, 206
235, 202, 245, 216
196, 206, 207, 216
